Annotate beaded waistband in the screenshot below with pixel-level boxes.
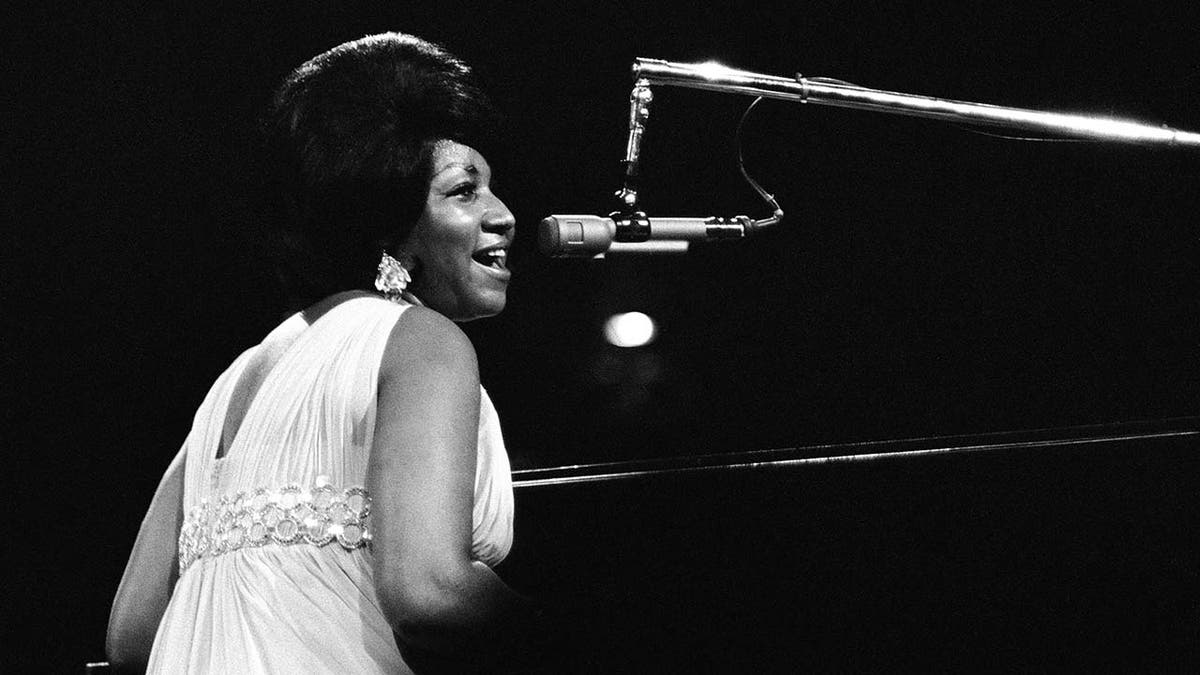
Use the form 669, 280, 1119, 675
178, 476, 373, 572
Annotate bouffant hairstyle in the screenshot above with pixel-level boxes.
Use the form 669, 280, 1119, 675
266, 32, 499, 308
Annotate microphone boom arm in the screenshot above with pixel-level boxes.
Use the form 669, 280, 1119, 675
630, 58, 1200, 148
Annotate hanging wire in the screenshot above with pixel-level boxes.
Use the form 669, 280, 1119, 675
734, 97, 785, 223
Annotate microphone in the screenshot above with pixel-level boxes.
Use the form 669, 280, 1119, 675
538, 212, 754, 258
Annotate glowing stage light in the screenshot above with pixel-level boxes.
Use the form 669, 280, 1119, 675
603, 312, 658, 348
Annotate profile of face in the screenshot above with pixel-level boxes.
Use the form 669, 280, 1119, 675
399, 141, 516, 321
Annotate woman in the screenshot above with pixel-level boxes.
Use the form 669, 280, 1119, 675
107, 33, 549, 673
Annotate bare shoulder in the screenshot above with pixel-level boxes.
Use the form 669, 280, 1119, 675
374, 306, 482, 447
381, 306, 479, 383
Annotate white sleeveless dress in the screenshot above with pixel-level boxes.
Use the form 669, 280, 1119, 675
146, 296, 514, 673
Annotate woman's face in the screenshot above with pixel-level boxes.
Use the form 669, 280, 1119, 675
401, 141, 516, 321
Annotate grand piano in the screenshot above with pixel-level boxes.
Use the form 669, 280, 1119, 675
499, 417, 1200, 671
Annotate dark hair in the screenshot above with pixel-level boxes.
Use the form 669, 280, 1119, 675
265, 32, 500, 309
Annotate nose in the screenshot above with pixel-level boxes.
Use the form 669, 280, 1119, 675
483, 194, 516, 236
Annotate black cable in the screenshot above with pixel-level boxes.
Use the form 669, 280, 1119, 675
734, 97, 784, 216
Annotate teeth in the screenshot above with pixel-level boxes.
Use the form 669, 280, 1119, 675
479, 249, 507, 269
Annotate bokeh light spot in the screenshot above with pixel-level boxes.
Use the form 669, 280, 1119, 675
603, 312, 658, 348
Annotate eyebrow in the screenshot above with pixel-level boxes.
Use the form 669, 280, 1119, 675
431, 163, 479, 179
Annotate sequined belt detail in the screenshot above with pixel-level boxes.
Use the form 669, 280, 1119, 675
178, 476, 372, 572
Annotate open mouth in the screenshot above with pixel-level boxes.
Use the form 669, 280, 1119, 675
472, 248, 508, 271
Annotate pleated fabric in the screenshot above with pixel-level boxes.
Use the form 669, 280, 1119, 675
147, 296, 514, 673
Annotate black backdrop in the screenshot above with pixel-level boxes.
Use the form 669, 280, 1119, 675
11, 1, 1200, 670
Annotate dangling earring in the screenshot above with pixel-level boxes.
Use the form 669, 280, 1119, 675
375, 251, 412, 304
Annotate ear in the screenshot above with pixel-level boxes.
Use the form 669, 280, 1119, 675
375, 234, 420, 274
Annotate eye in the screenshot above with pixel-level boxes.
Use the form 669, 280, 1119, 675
448, 182, 478, 202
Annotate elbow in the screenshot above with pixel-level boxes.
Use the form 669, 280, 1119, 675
375, 562, 549, 670
375, 564, 478, 644
106, 598, 157, 674
105, 629, 149, 674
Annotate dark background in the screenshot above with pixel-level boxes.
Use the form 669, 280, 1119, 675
11, 1, 1200, 670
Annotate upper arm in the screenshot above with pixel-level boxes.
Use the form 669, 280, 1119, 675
107, 444, 186, 670
367, 307, 482, 616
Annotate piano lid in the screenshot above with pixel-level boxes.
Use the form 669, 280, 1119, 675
513, 415, 1200, 487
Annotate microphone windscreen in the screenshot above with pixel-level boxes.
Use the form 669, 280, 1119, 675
538, 215, 615, 257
